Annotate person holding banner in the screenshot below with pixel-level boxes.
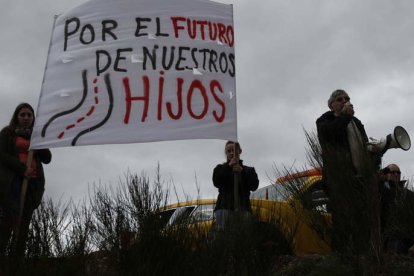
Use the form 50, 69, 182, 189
0, 103, 52, 261
213, 141, 259, 228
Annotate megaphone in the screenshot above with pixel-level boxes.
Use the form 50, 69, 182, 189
373, 126, 411, 154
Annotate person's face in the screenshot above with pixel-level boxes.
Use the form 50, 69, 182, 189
330, 92, 351, 115
385, 164, 401, 184
225, 144, 235, 161
17, 107, 34, 128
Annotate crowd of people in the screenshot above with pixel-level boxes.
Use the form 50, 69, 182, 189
0, 90, 413, 267
212, 89, 413, 256
316, 89, 413, 255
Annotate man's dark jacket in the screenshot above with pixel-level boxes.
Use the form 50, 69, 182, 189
213, 160, 259, 212
316, 111, 370, 173
316, 111, 368, 153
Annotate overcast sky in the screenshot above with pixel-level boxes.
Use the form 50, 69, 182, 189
1, 0, 414, 204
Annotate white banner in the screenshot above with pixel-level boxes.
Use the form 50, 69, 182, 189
31, 0, 237, 149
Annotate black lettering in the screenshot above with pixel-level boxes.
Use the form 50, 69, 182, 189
80, 24, 95, 45
142, 45, 158, 70
191, 48, 199, 69
156, 17, 169, 37
96, 50, 111, 76
64, 17, 80, 51
114, 48, 133, 72
175, 46, 190, 71
228, 53, 235, 77
102, 20, 118, 41
135, 18, 151, 37
208, 49, 218, 72
161, 46, 175, 70
198, 49, 210, 71
219, 52, 228, 73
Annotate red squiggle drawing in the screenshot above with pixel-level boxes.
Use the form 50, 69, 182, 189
58, 77, 100, 139
86, 106, 95, 116
42, 70, 114, 147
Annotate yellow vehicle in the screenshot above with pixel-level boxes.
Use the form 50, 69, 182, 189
160, 168, 331, 256
251, 168, 331, 255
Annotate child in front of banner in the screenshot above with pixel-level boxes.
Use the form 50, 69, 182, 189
0, 103, 52, 266
213, 141, 259, 228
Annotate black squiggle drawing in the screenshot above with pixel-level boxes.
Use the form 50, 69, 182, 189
41, 70, 88, 137
71, 73, 114, 146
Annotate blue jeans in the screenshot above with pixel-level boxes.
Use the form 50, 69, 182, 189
214, 209, 252, 229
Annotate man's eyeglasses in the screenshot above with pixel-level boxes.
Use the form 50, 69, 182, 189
387, 171, 401, 175
335, 96, 350, 102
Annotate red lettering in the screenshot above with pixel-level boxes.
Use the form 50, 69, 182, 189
170, 16, 233, 47
123, 76, 150, 123
187, 80, 209, 120
208, 22, 217, 41
218, 23, 228, 45
166, 78, 184, 120
226, 26, 234, 47
171, 16, 186, 38
197, 20, 208, 40
157, 71, 165, 120
210, 80, 225, 122
187, 18, 197, 39
122, 76, 226, 124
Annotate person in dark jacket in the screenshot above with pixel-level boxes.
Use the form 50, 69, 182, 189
381, 164, 414, 255
0, 103, 52, 261
316, 89, 370, 176
213, 141, 259, 229
316, 89, 378, 254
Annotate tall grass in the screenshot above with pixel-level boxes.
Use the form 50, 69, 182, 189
1, 133, 413, 275
0, 163, 298, 275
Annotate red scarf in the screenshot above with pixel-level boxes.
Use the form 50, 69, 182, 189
16, 136, 37, 177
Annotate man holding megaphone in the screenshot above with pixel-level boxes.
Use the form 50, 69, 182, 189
317, 89, 377, 176
316, 89, 380, 254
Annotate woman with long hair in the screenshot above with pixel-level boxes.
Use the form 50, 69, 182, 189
0, 103, 52, 261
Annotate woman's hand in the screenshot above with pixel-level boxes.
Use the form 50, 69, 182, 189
24, 167, 35, 178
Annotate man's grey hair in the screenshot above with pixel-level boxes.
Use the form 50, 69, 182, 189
327, 89, 347, 108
